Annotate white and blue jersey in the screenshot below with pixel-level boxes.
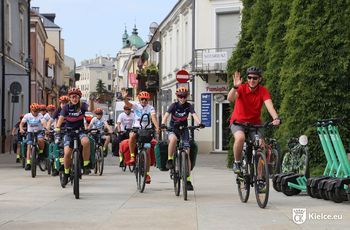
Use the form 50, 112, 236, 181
90, 117, 107, 131
131, 103, 155, 128
22, 113, 45, 133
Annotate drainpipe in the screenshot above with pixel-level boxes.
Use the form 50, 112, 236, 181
27, 0, 31, 107
1, 0, 6, 152
191, 0, 196, 139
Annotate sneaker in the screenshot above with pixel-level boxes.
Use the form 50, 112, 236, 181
16, 158, 20, 163
52, 169, 59, 176
145, 175, 151, 184
25, 164, 31, 171
129, 157, 135, 164
186, 181, 194, 191
257, 180, 267, 193
166, 159, 174, 169
232, 162, 241, 174
83, 166, 91, 175
62, 173, 70, 186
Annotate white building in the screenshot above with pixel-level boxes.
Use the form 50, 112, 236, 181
76, 56, 115, 101
157, 0, 242, 153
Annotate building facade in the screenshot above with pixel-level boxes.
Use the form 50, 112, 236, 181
157, 0, 242, 153
0, 0, 31, 153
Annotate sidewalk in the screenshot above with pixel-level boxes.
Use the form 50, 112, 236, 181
0, 152, 349, 230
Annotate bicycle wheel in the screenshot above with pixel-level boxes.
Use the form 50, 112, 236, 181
173, 152, 181, 196
31, 146, 37, 178
59, 171, 66, 188
138, 150, 147, 193
72, 149, 80, 199
268, 148, 280, 177
97, 146, 104, 176
237, 153, 251, 203
254, 149, 269, 208
181, 151, 189, 201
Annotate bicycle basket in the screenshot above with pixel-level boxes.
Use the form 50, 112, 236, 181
137, 129, 153, 143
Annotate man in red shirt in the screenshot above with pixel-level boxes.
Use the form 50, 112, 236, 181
227, 66, 281, 173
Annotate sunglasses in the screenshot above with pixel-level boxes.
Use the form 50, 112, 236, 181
140, 98, 148, 101
178, 96, 187, 99
247, 76, 259, 80
95, 113, 103, 116
70, 95, 79, 99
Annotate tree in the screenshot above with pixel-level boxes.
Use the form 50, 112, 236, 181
96, 79, 107, 94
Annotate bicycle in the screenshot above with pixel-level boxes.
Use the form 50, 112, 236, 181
58, 127, 93, 199
89, 128, 105, 176
134, 114, 154, 193
233, 122, 272, 208
28, 130, 47, 178
265, 138, 281, 177
163, 124, 201, 201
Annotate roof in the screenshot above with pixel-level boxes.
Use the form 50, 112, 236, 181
40, 13, 61, 29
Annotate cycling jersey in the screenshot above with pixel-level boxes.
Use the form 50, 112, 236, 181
131, 103, 155, 128
167, 102, 195, 128
60, 102, 88, 129
43, 113, 52, 122
90, 117, 107, 130
117, 112, 135, 131
22, 113, 45, 132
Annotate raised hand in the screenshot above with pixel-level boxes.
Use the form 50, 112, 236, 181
233, 71, 242, 88
121, 88, 128, 99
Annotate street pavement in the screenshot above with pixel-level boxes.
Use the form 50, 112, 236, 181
0, 152, 349, 230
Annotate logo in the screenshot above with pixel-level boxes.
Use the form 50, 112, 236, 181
293, 208, 307, 224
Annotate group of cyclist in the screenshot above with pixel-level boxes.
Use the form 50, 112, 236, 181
11, 65, 281, 198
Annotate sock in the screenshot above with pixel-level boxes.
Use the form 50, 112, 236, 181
119, 156, 123, 162
16, 155, 20, 159
27, 159, 31, 164
146, 172, 150, 176
187, 176, 191, 182
39, 149, 43, 154
130, 153, 135, 158
64, 168, 70, 174
83, 160, 90, 167
168, 155, 173, 160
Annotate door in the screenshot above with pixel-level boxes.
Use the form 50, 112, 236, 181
214, 99, 230, 151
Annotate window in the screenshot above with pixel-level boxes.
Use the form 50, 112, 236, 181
108, 73, 112, 80
5, 1, 12, 44
217, 12, 240, 48
108, 85, 111, 91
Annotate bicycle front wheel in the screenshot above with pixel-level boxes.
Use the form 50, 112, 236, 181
181, 151, 189, 201
73, 149, 80, 199
95, 146, 104, 176
237, 153, 251, 203
173, 152, 181, 196
254, 149, 269, 208
137, 150, 147, 193
31, 146, 37, 178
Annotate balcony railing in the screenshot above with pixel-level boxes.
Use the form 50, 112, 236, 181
193, 47, 233, 74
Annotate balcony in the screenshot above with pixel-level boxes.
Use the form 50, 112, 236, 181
193, 47, 233, 81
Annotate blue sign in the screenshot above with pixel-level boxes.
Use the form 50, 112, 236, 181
201, 93, 211, 127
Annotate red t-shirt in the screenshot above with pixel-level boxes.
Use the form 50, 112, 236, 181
230, 83, 271, 125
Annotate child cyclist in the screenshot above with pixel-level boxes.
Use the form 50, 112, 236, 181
87, 108, 113, 156
11, 114, 25, 163
161, 87, 205, 191
19, 103, 47, 170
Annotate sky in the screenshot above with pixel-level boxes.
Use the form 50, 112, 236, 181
31, 0, 178, 65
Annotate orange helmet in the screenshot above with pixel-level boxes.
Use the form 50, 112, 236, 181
47, 104, 56, 111
30, 103, 40, 111
85, 115, 93, 123
138, 91, 150, 99
176, 87, 189, 97
59, 95, 69, 103
94, 108, 103, 115
68, 87, 82, 97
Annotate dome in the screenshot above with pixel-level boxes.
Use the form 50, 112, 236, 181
126, 25, 145, 49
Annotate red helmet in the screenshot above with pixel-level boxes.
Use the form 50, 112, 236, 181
59, 95, 69, 103
176, 87, 189, 97
94, 108, 103, 115
47, 104, 56, 111
30, 103, 40, 111
138, 91, 150, 99
68, 87, 82, 97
